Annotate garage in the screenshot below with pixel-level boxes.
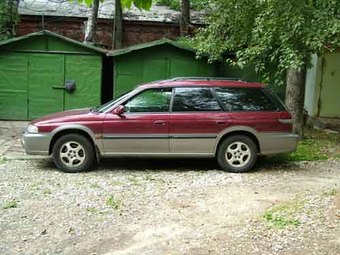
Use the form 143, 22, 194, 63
0, 30, 106, 120
108, 39, 219, 97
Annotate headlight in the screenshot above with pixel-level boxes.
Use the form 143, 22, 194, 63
27, 124, 39, 134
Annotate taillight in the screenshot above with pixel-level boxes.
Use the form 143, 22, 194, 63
278, 112, 293, 124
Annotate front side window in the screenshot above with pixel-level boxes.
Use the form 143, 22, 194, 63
214, 87, 279, 112
172, 87, 221, 112
124, 88, 172, 113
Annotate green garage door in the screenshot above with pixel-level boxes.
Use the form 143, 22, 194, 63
114, 56, 215, 97
0, 53, 28, 120
28, 54, 65, 119
0, 53, 101, 120
319, 51, 340, 118
64, 55, 102, 110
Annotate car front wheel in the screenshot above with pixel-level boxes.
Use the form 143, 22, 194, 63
52, 134, 95, 173
217, 135, 258, 173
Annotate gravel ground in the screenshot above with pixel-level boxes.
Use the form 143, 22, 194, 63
0, 157, 339, 255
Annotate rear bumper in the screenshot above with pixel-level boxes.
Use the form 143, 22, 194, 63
22, 132, 51, 155
259, 132, 299, 155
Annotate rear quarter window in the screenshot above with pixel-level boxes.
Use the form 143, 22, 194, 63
214, 87, 284, 112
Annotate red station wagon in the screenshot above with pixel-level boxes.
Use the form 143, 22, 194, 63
22, 78, 298, 173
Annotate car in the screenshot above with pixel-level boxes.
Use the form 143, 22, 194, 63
22, 77, 298, 173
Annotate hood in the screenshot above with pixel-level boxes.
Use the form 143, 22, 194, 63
31, 108, 92, 125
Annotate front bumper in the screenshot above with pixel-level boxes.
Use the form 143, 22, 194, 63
22, 132, 52, 155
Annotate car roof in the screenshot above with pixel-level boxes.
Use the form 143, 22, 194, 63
139, 78, 264, 89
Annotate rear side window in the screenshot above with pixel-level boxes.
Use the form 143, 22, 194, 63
214, 87, 280, 112
172, 87, 221, 112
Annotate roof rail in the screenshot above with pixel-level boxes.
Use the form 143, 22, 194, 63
166, 77, 245, 82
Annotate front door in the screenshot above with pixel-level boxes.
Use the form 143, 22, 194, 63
28, 54, 64, 119
102, 88, 172, 154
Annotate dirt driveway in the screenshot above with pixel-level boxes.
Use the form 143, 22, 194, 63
0, 157, 339, 255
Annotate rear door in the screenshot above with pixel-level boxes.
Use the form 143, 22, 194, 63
170, 87, 229, 154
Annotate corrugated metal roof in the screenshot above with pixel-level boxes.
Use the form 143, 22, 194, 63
107, 38, 196, 57
19, 0, 205, 24
0, 30, 108, 53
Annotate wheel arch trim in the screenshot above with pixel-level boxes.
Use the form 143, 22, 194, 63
49, 124, 101, 156
214, 126, 260, 154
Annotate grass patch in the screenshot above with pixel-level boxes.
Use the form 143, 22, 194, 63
0, 157, 5, 164
263, 199, 304, 229
89, 183, 101, 189
128, 176, 140, 186
106, 196, 123, 210
86, 207, 105, 214
322, 188, 338, 196
2, 200, 18, 209
267, 128, 340, 163
264, 211, 301, 228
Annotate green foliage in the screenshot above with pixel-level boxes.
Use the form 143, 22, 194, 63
74, 0, 152, 10
106, 195, 123, 210
264, 211, 301, 228
155, 0, 180, 10
263, 199, 303, 228
267, 128, 340, 162
155, 0, 212, 11
0, 157, 5, 164
0, 1, 19, 41
194, 0, 340, 83
2, 200, 18, 210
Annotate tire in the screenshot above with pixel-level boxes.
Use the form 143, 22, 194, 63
217, 135, 258, 173
52, 134, 95, 173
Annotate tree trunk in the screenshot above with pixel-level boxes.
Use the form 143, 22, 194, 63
285, 68, 306, 139
180, 0, 190, 36
84, 0, 99, 44
113, 0, 123, 49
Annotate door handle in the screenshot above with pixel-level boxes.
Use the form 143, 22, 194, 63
216, 121, 227, 125
52, 86, 65, 89
154, 120, 167, 125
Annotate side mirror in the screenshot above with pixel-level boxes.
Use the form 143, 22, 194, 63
112, 105, 125, 116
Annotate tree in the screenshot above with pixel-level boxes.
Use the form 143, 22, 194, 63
84, 0, 100, 43
194, 0, 340, 137
0, 0, 19, 41
113, 0, 123, 49
180, 0, 190, 36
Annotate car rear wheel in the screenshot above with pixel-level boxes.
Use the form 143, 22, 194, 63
52, 134, 95, 173
217, 135, 258, 173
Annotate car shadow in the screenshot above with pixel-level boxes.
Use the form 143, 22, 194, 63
34, 156, 306, 174
97, 158, 220, 172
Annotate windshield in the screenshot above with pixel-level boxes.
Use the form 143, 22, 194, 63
95, 90, 134, 113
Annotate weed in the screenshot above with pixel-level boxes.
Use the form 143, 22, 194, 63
128, 176, 139, 186
43, 189, 52, 195
90, 183, 101, 189
263, 199, 304, 228
86, 207, 104, 214
106, 196, 123, 210
110, 180, 123, 186
2, 200, 17, 209
0, 157, 6, 164
322, 188, 338, 196
264, 211, 301, 228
